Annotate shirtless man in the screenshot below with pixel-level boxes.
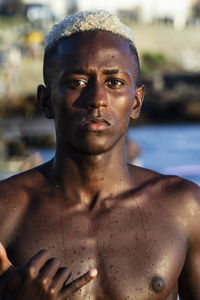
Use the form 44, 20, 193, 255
0, 10, 200, 300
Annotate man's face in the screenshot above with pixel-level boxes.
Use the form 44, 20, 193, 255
47, 31, 143, 155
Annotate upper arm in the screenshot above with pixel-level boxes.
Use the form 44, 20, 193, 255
0, 179, 28, 247
178, 181, 200, 299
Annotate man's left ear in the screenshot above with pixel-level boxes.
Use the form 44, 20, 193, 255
130, 85, 145, 120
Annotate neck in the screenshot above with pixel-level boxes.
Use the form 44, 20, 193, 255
51, 138, 133, 206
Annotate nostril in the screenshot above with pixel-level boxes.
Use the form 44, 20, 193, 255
88, 103, 99, 108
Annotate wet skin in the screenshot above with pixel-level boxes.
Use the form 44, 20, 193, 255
0, 31, 200, 299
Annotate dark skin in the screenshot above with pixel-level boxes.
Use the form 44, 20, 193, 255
0, 31, 200, 299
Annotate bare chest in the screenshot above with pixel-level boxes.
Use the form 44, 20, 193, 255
8, 199, 186, 300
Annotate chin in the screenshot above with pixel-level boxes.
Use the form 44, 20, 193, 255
70, 138, 117, 156
74, 144, 112, 156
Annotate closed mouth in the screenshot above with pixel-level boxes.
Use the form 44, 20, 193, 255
80, 116, 111, 126
80, 116, 111, 132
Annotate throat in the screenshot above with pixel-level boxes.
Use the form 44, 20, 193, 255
51, 151, 133, 207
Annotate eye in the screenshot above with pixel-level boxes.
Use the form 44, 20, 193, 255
106, 78, 125, 89
65, 79, 87, 89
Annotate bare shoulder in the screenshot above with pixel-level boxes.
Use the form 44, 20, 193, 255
129, 163, 200, 199
129, 163, 200, 234
0, 161, 52, 246
0, 160, 52, 197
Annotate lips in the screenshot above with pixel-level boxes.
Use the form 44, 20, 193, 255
80, 116, 111, 131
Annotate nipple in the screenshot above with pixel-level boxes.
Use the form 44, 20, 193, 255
151, 276, 165, 293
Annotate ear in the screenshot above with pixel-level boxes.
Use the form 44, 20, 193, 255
130, 85, 145, 120
37, 84, 54, 119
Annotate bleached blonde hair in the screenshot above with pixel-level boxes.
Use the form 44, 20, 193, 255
44, 10, 136, 52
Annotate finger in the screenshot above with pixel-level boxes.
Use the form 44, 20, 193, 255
0, 242, 12, 275
58, 268, 98, 298
48, 267, 71, 296
37, 258, 61, 290
2, 266, 22, 292
23, 250, 50, 279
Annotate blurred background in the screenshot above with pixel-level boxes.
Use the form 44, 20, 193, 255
0, 0, 200, 185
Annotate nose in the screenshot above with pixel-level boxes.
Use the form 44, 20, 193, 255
87, 82, 108, 109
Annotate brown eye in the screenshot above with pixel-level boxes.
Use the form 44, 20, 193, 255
66, 79, 87, 89
106, 79, 125, 89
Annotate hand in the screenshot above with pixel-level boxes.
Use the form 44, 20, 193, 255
0, 242, 97, 299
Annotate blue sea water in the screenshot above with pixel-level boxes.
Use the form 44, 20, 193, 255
38, 124, 200, 186
128, 123, 200, 186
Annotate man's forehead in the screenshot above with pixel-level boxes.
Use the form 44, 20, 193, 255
56, 31, 131, 58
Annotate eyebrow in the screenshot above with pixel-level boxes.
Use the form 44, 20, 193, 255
62, 69, 119, 75
103, 69, 119, 75
70, 69, 90, 75
103, 69, 132, 78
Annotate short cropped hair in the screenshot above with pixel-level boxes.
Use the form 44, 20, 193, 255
43, 10, 141, 87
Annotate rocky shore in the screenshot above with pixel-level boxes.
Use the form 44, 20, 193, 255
135, 71, 200, 124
